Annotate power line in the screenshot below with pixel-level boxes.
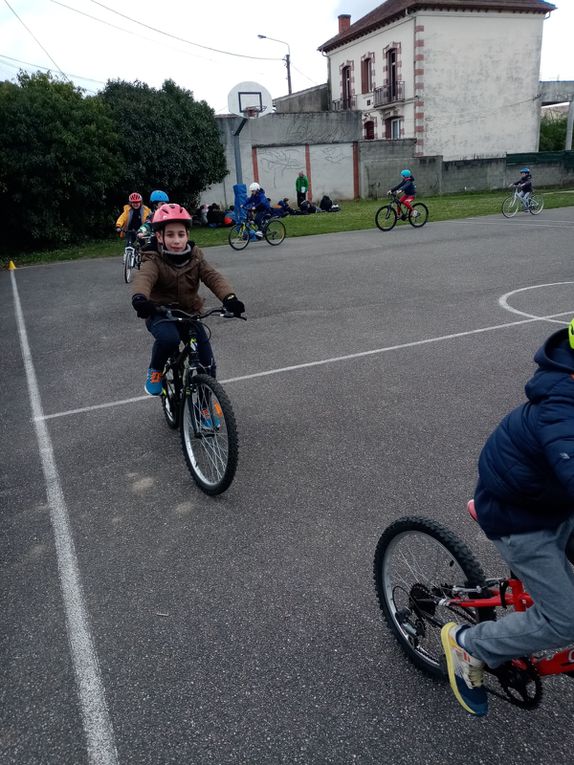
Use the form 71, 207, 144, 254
0, 52, 105, 86
86, 0, 281, 61
2, 0, 70, 81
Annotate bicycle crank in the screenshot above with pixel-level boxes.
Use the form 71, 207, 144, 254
490, 659, 542, 710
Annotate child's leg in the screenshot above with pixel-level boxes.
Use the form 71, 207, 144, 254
399, 195, 414, 212
146, 315, 181, 371
462, 516, 574, 667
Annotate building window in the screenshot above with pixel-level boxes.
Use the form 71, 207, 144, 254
387, 48, 399, 101
385, 117, 402, 140
361, 57, 373, 94
342, 65, 352, 108
364, 120, 375, 140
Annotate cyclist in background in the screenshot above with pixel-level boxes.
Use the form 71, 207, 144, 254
115, 192, 152, 245
244, 182, 272, 236
137, 189, 170, 249
388, 169, 416, 220
510, 167, 533, 210
130, 203, 245, 396
442, 321, 574, 717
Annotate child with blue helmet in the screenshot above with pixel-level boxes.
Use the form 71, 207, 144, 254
511, 168, 533, 211
388, 169, 416, 219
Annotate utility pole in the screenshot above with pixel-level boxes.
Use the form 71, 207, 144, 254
257, 35, 292, 95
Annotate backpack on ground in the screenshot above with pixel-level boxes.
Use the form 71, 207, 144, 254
319, 195, 333, 211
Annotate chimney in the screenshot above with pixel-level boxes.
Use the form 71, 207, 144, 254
338, 14, 351, 34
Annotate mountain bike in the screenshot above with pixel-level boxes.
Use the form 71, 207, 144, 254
375, 191, 429, 232
373, 502, 574, 709
123, 236, 142, 283
228, 213, 286, 251
154, 305, 242, 495
501, 187, 544, 218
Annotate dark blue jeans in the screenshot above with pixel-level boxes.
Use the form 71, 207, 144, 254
145, 314, 216, 377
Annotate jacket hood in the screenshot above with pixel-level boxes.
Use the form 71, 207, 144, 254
526, 328, 574, 400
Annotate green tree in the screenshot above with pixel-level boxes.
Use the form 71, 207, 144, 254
99, 79, 227, 210
0, 71, 121, 250
539, 112, 568, 151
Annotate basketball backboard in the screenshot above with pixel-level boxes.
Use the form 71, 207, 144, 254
227, 81, 274, 119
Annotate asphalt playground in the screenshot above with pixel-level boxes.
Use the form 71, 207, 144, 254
3, 206, 574, 764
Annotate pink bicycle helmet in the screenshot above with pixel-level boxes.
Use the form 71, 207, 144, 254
152, 203, 192, 230
129, 192, 143, 203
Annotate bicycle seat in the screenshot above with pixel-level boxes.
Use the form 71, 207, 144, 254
467, 499, 478, 522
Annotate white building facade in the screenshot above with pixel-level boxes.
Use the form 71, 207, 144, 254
319, 0, 555, 161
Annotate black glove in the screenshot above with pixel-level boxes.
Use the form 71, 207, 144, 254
132, 293, 156, 319
223, 293, 245, 317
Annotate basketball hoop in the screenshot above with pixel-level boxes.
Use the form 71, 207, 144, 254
243, 106, 264, 119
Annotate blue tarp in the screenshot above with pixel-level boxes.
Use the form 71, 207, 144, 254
233, 184, 247, 223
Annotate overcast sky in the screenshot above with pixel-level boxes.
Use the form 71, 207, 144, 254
1, 0, 572, 112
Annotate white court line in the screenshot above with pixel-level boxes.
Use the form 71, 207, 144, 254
499, 283, 574, 324
10, 271, 119, 765
37, 310, 569, 422
454, 219, 574, 228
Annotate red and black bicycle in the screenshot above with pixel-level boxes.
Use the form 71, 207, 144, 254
375, 191, 429, 232
373, 502, 574, 709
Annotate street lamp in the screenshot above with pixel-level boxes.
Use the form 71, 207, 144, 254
257, 34, 292, 95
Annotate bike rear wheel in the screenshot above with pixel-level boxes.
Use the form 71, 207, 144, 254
528, 195, 544, 215
408, 203, 429, 228
264, 219, 286, 245
501, 196, 519, 218
180, 373, 238, 495
375, 205, 398, 231
228, 225, 250, 251
373, 516, 494, 678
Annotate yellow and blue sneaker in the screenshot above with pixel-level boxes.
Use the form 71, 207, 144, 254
441, 622, 488, 716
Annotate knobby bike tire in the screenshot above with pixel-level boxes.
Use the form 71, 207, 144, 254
501, 196, 519, 218
529, 195, 544, 215
264, 219, 286, 246
228, 225, 250, 251
373, 516, 495, 679
180, 373, 239, 495
408, 203, 429, 228
161, 362, 181, 430
123, 248, 133, 283
375, 205, 398, 231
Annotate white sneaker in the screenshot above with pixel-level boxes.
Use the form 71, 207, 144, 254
255, 231, 264, 239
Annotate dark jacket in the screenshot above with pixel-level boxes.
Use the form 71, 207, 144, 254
245, 188, 271, 213
391, 176, 416, 196
475, 328, 574, 538
513, 173, 533, 193
131, 244, 234, 314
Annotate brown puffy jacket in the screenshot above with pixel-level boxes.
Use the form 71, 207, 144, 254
131, 245, 234, 313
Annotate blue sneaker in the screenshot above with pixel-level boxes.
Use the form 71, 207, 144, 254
145, 368, 163, 396
441, 623, 488, 716
195, 402, 222, 430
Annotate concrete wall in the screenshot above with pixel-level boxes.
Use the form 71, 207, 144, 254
414, 12, 544, 160
274, 84, 330, 114
199, 113, 574, 207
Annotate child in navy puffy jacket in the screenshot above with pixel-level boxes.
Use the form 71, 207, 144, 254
441, 323, 574, 718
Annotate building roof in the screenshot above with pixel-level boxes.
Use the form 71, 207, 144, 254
318, 0, 556, 52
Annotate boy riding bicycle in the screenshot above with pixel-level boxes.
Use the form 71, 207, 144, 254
115, 192, 152, 245
130, 203, 245, 396
388, 169, 416, 219
510, 167, 533, 210
442, 322, 574, 716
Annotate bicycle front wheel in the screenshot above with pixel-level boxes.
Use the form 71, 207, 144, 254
408, 203, 429, 228
264, 219, 286, 246
373, 516, 494, 678
501, 196, 519, 218
375, 205, 398, 231
180, 373, 238, 495
529, 195, 544, 215
228, 225, 249, 251
123, 248, 134, 283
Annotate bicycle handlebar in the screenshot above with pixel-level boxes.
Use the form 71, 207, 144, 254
155, 305, 246, 322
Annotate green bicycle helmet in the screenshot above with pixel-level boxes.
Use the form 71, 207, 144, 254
568, 317, 574, 350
